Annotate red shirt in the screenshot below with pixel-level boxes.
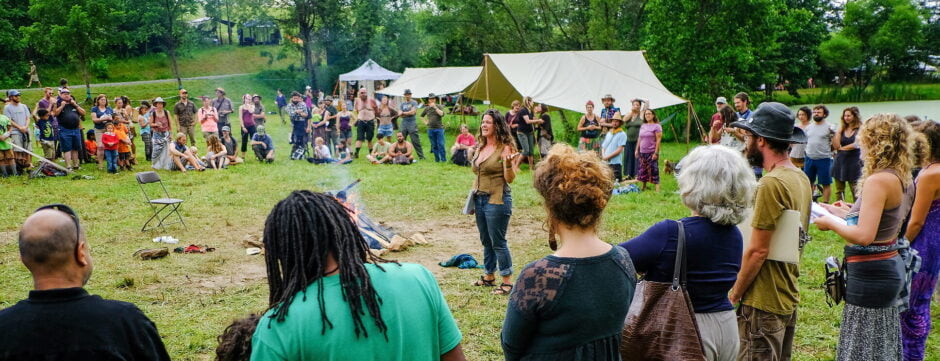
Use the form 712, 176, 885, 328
102, 132, 119, 151
456, 133, 476, 147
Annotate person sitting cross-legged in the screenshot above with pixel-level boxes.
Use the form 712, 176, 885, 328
250, 125, 275, 163
0, 204, 171, 361
308, 137, 335, 164
250, 191, 466, 361
367, 136, 392, 164
389, 132, 414, 165
169, 132, 205, 172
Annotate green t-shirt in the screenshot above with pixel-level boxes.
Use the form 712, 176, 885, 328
624, 114, 644, 142
0, 115, 11, 151
742, 166, 811, 315
251, 263, 462, 361
372, 142, 391, 159
421, 104, 444, 129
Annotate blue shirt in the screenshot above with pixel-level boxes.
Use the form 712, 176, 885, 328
601, 129, 626, 165
737, 109, 752, 122
253, 134, 274, 150
619, 217, 742, 313
399, 100, 418, 122
276, 94, 287, 108
92, 106, 114, 130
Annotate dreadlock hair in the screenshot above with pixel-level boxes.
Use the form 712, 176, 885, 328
262, 190, 395, 339
215, 314, 260, 361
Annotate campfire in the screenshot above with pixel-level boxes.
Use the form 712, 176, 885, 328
331, 179, 425, 256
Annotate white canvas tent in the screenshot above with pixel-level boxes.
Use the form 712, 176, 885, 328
378, 66, 483, 97
462, 51, 686, 112
338, 59, 402, 98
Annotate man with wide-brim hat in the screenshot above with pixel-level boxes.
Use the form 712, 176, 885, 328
728, 101, 810, 361
599, 93, 622, 129
212, 87, 233, 134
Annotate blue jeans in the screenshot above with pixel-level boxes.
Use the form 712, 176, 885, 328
104, 149, 118, 173
428, 128, 446, 162
474, 191, 513, 276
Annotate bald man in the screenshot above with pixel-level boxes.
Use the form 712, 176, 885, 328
0, 206, 170, 361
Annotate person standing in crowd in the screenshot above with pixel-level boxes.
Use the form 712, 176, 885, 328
112, 116, 132, 171
173, 89, 197, 147
708, 97, 728, 144
35, 109, 55, 161
251, 95, 266, 126
598, 94, 622, 129
0, 101, 15, 177
52, 88, 85, 170
711, 105, 745, 152
322, 97, 339, 154
577, 101, 601, 155
389, 132, 415, 165
5, 90, 33, 172
304, 86, 315, 110
138, 101, 153, 162
514, 97, 540, 169
502, 143, 635, 361
901, 121, 940, 361
535, 103, 554, 158
354, 87, 378, 159
115, 96, 137, 165
101, 122, 119, 173
804, 105, 835, 203
422, 94, 446, 163
26, 60, 41, 88
623, 145, 757, 361
601, 117, 627, 182
470, 110, 521, 296
197, 96, 219, 142
398, 89, 425, 160
285, 91, 309, 155
275, 89, 287, 124
310, 101, 326, 145
506, 101, 521, 152
149, 97, 174, 170
789, 107, 812, 169
815, 114, 916, 361
250, 191, 465, 361
733, 92, 753, 121
90, 94, 113, 170
636, 109, 662, 192
238, 94, 257, 159
335, 101, 354, 150
623, 98, 647, 179
212, 88, 234, 134
376, 96, 398, 143
729, 102, 810, 361
832, 107, 862, 202
0, 205, 170, 361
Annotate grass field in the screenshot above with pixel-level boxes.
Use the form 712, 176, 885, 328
17, 45, 296, 87
1, 78, 939, 361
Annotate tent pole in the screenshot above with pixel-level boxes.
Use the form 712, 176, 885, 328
484, 55, 492, 109
685, 102, 693, 154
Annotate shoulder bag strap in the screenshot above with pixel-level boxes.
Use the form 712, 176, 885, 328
672, 220, 687, 290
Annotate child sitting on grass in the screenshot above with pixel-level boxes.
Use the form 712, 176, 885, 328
101, 122, 119, 174
250, 125, 275, 163
113, 121, 133, 171
84, 130, 98, 164
334, 140, 352, 165
307, 137, 334, 164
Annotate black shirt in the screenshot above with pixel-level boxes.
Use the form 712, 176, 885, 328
325, 106, 338, 129
539, 113, 553, 141
0, 287, 170, 361
56, 101, 82, 130
516, 107, 533, 133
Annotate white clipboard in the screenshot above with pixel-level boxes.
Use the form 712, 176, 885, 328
738, 210, 802, 264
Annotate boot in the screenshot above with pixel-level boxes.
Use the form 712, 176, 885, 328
354, 147, 361, 159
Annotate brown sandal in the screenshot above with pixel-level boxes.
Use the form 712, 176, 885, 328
473, 275, 497, 287
492, 283, 513, 295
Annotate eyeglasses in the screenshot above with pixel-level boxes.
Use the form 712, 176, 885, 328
34, 204, 81, 244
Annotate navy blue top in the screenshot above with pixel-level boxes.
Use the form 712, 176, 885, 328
619, 216, 742, 313
253, 134, 274, 150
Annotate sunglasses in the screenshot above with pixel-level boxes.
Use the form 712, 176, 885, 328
34, 204, 81, 243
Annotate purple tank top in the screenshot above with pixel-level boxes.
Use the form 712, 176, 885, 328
241, 108, 255, 127
339, 115, 351, 131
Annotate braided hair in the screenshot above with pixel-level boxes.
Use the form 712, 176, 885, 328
262, 190, 394, 339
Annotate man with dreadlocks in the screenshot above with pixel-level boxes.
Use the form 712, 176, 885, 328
251, 191, 466, 361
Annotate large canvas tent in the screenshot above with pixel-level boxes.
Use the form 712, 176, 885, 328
462, 51, 686, 112
378, 66, 483, 97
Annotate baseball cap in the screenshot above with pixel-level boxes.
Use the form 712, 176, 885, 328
715, 96, 728, 105
404, 89, 412, 95
7, 90, 21, 97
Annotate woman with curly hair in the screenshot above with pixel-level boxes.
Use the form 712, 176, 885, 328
832, 107, 863, 201
470, 109, 522, 295
815, 113, 917, 361
501, 143, 636, 361
250, 191, 465, 361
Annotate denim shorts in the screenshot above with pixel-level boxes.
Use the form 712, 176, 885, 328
803, 157, 833, 186
377, 123, 394, 137
58, 128, 83, 152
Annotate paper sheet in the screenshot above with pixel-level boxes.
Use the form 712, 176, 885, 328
810, 202, 848, 226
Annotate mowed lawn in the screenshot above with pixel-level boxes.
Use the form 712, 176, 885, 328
1, 81, 939, 361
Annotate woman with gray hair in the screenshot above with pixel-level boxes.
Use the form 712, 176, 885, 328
620, 145, 757, 361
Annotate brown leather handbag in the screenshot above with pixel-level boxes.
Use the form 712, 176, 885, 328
620, 221, 707, 361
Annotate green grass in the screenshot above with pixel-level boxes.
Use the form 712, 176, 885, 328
20, 45, 297, 87
767, 82, 940, 105
2, 77, 939, 361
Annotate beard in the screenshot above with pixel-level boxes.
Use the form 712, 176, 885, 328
813, 116, 825, 122
745, 138, 763, 167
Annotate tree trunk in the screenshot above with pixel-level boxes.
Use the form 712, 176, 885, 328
300, 27, 317, 88
168, 40, 183, 89
79, 56, 92, 103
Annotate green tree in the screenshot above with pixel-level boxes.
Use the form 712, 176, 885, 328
819, 32, 864, 85
842, 0, 926, 82
765, 0, 829, 98
23, 0, 125, 100
0, 0, 31, 86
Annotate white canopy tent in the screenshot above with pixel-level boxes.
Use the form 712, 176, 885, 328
378, 66, 483, 98
337, 59, 402, 98
462, 51, 686, 112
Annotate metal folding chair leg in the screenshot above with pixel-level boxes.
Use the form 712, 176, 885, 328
142, 203, 187, 232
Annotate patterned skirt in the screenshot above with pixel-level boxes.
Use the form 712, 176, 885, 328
836, 304, 902, 361
637, 152, 659, 184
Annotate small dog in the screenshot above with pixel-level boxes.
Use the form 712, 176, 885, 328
664, 159, 676, 175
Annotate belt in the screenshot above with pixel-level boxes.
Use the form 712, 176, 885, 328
846, 250, 898, 263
